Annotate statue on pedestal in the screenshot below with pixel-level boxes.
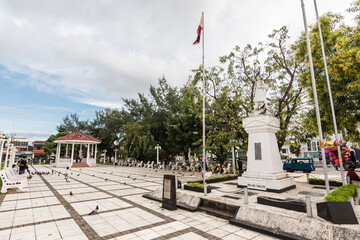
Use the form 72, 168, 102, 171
250, 78, 271, 116
238, 77, 295, 192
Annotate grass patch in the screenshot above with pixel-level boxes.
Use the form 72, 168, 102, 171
188, 174, 238, 183
325, 184, 358, 202
187, 182, 204, 188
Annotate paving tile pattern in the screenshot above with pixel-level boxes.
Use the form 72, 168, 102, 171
0, 165, 279, 239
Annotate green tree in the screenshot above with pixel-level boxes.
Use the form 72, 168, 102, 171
166, 85, 202, 159
57, 113, 89, 133
89, 108, 130, 157
295, 8, 360, 143
219, 27, 304, 151
43, 132, 68, 156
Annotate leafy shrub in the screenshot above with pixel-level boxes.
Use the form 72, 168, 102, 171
187, 182, 204, 188
325, 184, 358, 202
188, 174, 237, 183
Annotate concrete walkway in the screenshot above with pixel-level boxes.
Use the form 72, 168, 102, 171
0, 165, 277, 240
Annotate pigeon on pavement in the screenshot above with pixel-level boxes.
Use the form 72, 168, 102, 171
89, 205, 99, 215
70, 191, 73, 196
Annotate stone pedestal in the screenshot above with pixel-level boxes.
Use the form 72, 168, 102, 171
238, 115, 295, 192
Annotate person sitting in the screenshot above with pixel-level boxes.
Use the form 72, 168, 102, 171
347, 166, 360, 187
12, 164, 19, 174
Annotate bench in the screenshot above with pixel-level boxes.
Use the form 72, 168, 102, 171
171, 162, 178, 170
223, 163, 231, 174
158, 162, 165, 170
136, 161, 143, 167
0, 168, 27, 193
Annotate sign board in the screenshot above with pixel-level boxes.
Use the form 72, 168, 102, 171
247, 183, 266, 191
162, 174, 177, 210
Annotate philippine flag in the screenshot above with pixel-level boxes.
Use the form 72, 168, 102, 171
193, 15, 203, 45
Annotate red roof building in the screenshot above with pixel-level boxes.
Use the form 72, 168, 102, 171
54, 131, 101, 168
55, 131, 101, 142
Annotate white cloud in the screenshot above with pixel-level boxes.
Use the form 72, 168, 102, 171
0, 0, 356, 109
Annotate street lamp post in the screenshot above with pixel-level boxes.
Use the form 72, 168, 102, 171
155, 144, 161, 165
232, 145, 236, 174
114, 149, 118, 165
103, 150, 107, 163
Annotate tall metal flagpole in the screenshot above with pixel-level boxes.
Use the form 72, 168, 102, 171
201, 11, 207, 196
313, 0, 345, 185
301, 0, 330, 194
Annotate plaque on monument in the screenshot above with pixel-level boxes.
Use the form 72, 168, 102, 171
255, 143, 262, 160
162, 175, 177, 210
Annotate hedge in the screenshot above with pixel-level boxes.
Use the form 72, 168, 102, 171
308, 178, 342, 187
187, 182, 204, 188
325, 184, 358, 202
188, 174, 238, 184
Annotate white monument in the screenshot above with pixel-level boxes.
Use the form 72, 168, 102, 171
238, 79, 295, 192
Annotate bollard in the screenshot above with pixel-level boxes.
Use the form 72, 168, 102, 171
348, 196, 355, 210
204, 182, 207, 195
305, 196, 312, 218
244, 187, 249, 204
175, 176, 178, 190
306, 173, 309, 183
347, 176, 351, 184
358, 188, 360, 205
181, 180, 184, 190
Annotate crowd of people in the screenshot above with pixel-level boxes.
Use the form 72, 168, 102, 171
323, 140, 358, 170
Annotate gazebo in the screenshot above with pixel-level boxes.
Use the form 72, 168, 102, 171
54, 131, 101, 167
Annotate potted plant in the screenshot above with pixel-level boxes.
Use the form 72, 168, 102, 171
316, 184, 358, 224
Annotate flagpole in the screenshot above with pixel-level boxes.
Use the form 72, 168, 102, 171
201, 11, 207, 196
313, 0, 345, 186
301, 0, 330, 194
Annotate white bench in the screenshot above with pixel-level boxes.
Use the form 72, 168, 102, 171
0, 168, 27, 193
158, 162, 165, 170
150, 161, 154, 168
136, 161, 143, 167
171, 162, 178, 170
223, 163, 231, 174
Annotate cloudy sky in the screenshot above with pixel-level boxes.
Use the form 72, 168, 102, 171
0, 0, 356, 143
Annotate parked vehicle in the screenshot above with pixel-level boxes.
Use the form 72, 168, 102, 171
283, 158, 315, 173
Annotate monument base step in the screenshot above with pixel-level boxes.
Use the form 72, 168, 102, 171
71, 163, 89, 168
238, 176, 295, 193
198, 198, 239, 220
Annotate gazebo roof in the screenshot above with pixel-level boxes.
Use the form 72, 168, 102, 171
54, 131, 101, 143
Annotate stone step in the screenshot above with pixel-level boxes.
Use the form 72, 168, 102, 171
198, 198, 239, 220
71, 163, 89, 168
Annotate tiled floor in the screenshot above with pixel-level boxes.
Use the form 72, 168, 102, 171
0, 165, 278, 240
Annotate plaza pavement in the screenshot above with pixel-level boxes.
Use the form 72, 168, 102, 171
0, 164, 279, 240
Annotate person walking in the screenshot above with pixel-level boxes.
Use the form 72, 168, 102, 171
64, 167, 70, 182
